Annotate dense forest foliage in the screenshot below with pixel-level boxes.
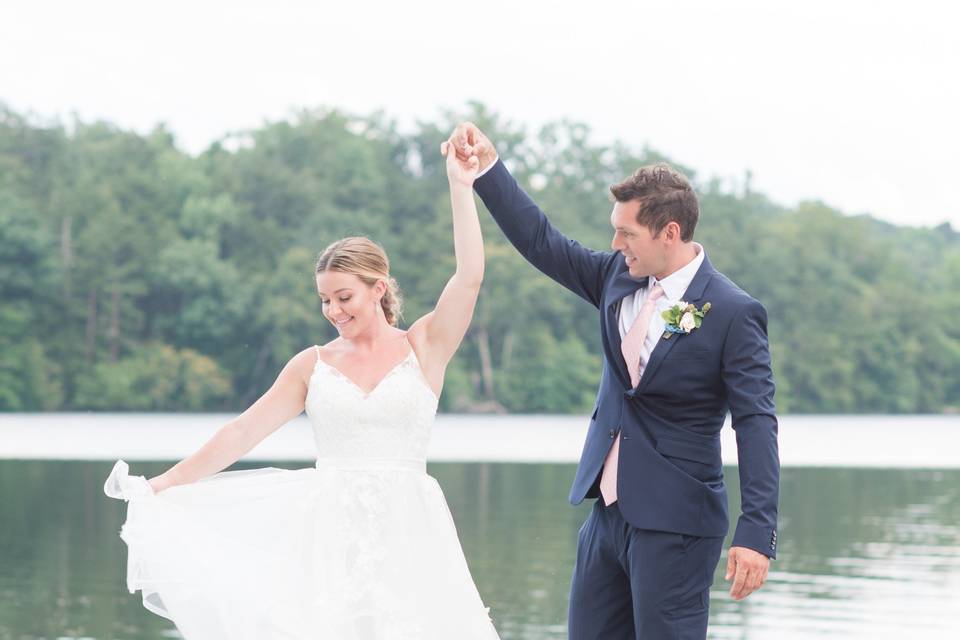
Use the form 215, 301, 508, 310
1, 103, 957, 414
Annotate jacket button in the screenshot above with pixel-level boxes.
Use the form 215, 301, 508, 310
608, 429, 615, 438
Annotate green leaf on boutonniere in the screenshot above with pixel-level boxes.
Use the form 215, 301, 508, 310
662, 300, 712, 335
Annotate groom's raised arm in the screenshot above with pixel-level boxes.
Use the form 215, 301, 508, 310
473, 158, 613, 308
450, 121, 612, 307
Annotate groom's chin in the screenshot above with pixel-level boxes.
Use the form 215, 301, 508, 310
623, 257, 644, 278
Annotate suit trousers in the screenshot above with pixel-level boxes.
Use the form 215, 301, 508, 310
568, 499, 724, 640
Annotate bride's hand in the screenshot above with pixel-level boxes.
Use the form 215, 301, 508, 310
148, 473, 170, 493
441, 139, 479, 187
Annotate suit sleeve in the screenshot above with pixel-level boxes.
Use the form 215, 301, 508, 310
721, 298, 780, 559
474, 159, 613, 308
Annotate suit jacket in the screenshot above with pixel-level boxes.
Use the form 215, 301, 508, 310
475, 160, 780, 558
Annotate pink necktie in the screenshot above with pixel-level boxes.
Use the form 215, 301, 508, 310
599, 283, 664, 506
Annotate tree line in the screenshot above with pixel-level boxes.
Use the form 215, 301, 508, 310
1, 103, 957, 414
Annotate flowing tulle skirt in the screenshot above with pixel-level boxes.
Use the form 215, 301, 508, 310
104, 459, 500, 640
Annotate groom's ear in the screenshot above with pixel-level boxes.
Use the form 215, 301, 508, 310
662, 221, 683, 243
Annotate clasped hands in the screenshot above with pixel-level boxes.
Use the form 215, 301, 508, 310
440, 122, 498, 187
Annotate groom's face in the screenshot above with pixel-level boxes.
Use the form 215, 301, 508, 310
610, 199, 667, 278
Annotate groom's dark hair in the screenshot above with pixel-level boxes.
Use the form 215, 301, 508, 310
610, 163, 699, 242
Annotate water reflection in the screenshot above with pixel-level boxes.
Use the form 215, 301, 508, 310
1, 462, 958, 638
707, 468, 960, 639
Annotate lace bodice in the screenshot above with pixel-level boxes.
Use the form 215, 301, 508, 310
305, 346, 439, 465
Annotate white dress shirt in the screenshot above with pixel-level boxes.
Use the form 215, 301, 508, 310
475, 155, 499, 179
618, 244, 705, 378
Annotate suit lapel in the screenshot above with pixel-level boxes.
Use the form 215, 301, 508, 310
636, 254, 716, 392
604, 269, 648, 389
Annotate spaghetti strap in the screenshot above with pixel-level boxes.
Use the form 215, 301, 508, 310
310, 345, 323, 377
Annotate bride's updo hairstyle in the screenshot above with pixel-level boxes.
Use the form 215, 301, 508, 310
315, 237, 403, 326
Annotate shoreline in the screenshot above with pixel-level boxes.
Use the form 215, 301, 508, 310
1, 413, 957, 468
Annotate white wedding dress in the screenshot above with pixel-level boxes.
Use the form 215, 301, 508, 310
104, 346, 500, 639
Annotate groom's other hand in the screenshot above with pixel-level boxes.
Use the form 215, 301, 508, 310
725, 545, 770, 600
448, 122, 497, 173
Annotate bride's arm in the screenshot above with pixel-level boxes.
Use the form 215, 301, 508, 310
407, 142, 483, 379
147, 347, 315, 492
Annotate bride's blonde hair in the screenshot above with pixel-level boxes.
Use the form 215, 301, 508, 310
315, 237, 403, 326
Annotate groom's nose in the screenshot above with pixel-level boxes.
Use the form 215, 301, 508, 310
611, 232, 622, 251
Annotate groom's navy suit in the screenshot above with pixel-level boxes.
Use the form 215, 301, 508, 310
475, 160, 780, 639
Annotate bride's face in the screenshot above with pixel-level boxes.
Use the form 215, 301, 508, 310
316, 270, 386, 337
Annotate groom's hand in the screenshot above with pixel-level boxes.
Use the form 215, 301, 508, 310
725, 545, 770, 600
448, 122, 497, 173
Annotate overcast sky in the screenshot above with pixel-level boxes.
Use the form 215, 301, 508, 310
2, 0, 958, 228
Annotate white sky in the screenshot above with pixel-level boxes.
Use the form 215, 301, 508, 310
2, 0, 958, 228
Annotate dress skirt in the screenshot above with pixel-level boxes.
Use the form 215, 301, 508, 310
104, 458, 500, 639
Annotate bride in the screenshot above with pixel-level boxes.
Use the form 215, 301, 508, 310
104, 141, 499, 639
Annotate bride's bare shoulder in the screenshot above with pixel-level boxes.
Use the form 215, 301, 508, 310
313, 339, 346, 360
286, 342, 336, 384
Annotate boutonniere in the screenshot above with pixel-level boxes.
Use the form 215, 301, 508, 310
661, 301, 711, 339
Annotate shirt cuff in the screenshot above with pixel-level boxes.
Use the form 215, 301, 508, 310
475, 155, 500, 180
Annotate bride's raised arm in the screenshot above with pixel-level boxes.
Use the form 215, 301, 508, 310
407, 141, 484, 379
147, 348, 315, 492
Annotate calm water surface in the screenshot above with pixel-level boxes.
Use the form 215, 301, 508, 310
1, 460, 959, 639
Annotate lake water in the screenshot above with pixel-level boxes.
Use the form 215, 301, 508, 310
1, 414, 959, 638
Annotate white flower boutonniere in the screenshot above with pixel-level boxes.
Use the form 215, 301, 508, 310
662, 301, 711, 339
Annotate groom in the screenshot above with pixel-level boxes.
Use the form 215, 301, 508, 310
446, 123, 780, 639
